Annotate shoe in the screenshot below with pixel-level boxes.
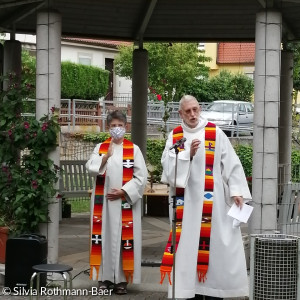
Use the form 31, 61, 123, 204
98, 280, 114, 291
114, 282, 128, 295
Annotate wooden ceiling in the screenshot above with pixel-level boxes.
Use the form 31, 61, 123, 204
1, 0, 300, 43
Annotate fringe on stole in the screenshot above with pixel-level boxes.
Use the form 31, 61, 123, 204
197, 266, 208, 283
160, 268, 208, 285
89, 265, 100, 280
124, 271, 134, 283
160, 268, 172, 285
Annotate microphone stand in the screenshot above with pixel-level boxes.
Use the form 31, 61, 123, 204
171, 145, 180, 300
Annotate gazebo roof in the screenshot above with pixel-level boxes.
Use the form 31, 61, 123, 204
1, 0, 300, 43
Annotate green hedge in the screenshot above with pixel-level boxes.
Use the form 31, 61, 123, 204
21, 52, 109, 100
234, 144, 253, 178
61, 61, 109, 100
234, 144, 300, 182
291, 149, 300, 182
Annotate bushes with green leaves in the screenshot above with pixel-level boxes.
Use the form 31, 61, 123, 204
146, 139, 165, 181
61, 61, 109, 100
291, 149, 300, 182
234, 144, 253, 178
21, 52, 109, 100
234, 144, 300, 182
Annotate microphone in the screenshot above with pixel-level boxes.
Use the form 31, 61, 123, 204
169, 137, 187, 150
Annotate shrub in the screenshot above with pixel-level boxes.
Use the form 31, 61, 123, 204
0, 74, 60, 234
234, 144, 253, 178
61, 61, 109, 99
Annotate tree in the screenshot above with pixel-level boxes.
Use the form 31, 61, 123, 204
284, 42, 300, 97
183, 77, 214, 102
114, 43, 211, 102
283, 42, 300, 146
22, 50, 36, 98
115, 43, 211, 137
231, 72, 254, 102
21, 50, 36, 114
205, 70, 254, 102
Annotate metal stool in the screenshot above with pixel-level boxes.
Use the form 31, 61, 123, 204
30, 263, 73, 300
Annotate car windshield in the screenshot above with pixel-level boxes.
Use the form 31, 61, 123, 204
206, 103, 237, 112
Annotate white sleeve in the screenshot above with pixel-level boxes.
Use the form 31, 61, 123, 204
161, 131, 191, 188
85, 143, 107, 176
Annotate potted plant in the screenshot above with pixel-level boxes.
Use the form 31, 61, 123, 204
0, 216, 11, 264
0, 74, 60, 237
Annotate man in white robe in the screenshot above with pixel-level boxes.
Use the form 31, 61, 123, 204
161, 95, 252, 299
86, 111, 147, 294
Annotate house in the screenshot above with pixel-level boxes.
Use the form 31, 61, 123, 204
204, 42, 255, 79
5, 34, 133, 99
60, 37, 132, 100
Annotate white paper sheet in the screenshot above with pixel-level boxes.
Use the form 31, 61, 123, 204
227, 203, 253, 223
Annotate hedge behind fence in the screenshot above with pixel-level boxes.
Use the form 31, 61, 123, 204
61, 61, 109, 100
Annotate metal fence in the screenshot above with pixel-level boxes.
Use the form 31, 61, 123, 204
58, 99, 252, 136
23, 98, 253, 136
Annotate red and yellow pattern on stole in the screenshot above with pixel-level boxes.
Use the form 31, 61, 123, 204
89, 138, 134, 282
160, 122, 216, 285
160, 126, 185, 284
121, 139, 134, 282
197, 122, 216, 282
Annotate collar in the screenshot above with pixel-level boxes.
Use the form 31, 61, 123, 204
181, 116, 208, 133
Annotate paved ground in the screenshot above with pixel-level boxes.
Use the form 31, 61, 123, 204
0, 213, 249, 299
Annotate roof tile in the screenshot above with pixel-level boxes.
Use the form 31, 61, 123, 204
61, 37, 132, 48
217, 42, 255, 64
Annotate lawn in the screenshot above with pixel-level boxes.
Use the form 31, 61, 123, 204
70, 198, 90, 213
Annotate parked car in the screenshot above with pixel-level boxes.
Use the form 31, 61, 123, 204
201, 100, 254, 136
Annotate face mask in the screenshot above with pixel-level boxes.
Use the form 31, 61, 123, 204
109, 127, 126, 139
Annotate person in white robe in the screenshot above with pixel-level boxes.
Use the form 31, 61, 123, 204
86, 110, 147, 294
161, 95, 252, 300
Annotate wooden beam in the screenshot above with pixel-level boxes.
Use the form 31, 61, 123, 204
134, 0, 158, 47
256, 0, 267, 8
0, 0, 44, 9
0, 2, 45, 29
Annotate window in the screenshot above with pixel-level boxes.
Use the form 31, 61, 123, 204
78, 53, 92, 66
198, 43, 205, 51
245, 72, 254, 80
239, 104, 246, 113
246, 104, 254, 113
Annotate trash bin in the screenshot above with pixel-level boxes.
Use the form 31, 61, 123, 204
5, 234, 47, 290
250, 234, 299, 300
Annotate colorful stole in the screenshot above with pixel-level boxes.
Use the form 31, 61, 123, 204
90, 138, 135, 282
160, 123, 216, 285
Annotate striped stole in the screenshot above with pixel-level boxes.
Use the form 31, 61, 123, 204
160, 123, 216, 285
90, 138, 135, 282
